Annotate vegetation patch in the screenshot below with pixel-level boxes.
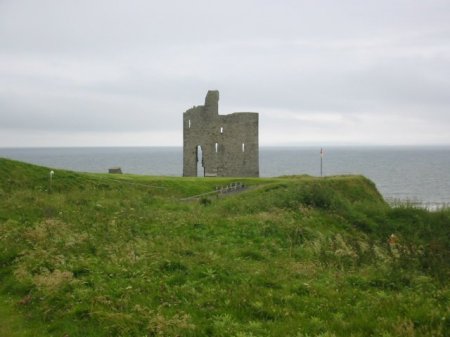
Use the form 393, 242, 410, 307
0, 158, 448, 337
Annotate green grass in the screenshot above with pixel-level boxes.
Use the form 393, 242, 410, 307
0, 158, 449, 337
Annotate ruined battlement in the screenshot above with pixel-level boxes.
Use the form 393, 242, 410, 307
183, 91, 259, 177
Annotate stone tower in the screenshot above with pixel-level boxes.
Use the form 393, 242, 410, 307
183, 90, 259, 177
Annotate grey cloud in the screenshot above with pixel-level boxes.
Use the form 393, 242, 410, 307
1, 0, 450, 146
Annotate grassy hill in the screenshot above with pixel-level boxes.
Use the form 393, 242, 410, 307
0, 158, 448, 337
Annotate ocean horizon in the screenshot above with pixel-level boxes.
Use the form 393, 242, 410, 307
1, 146, 449, 208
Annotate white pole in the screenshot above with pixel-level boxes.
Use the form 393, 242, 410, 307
320, 148, 323, 177
49, 170, 54, 193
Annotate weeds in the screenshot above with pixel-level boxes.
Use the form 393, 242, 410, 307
0, 158, 448, 337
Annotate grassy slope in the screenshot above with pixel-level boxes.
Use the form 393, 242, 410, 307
0, 158, 448, 337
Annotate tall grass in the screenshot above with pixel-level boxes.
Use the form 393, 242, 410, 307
0, 158, 448, 337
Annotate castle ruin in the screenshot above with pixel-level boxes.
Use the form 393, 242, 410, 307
183, 91, 259, 177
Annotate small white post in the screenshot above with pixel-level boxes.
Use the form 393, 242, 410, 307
49, 170, 54, 193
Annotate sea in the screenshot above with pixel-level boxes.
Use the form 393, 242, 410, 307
1, 146, 449, 209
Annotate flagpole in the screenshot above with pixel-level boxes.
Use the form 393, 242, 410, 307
320, 148, 323, 177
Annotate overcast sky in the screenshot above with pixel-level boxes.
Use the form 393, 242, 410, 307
1, 0, 449, 147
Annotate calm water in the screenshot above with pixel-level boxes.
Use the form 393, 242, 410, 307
1, 146, 449, 207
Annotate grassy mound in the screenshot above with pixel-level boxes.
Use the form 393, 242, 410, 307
0, 158, 448, 337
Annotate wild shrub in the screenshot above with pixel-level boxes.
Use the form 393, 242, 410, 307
199, 197, 212, 206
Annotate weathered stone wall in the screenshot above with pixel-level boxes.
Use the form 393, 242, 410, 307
183, 91, 259, 177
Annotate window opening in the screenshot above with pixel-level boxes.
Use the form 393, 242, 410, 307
242, 143, 245, 152
215, 143, 218, 153
188, 120, 191, 128
197, 145, 204, 177
220, 126, 223, 134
